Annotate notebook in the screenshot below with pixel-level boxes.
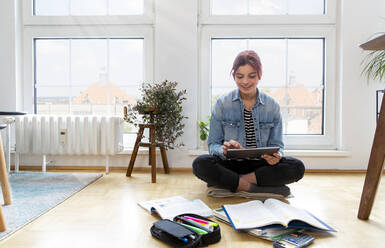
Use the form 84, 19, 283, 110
138, 196, 213, 220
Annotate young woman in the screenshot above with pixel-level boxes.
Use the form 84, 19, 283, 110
193, 50, 305, 196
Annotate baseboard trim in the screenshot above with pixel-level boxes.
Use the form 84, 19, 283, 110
10, 165, 383, 174
10, 165, 192, 173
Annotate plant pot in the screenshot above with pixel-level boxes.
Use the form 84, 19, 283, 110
138, 106, 157, 115
199, 139, 208, 151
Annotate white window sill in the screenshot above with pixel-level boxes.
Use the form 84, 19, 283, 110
188, 149, 351, 157
119, 148, 160, 155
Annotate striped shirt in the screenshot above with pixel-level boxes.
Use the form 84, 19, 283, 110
244, 109, 257, 148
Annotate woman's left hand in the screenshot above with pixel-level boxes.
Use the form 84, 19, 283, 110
261, 152, 281, 166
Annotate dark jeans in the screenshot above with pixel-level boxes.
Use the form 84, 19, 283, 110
192, 154, 305, 192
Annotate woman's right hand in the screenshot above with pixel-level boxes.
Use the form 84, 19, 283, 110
222, 140, 244, 155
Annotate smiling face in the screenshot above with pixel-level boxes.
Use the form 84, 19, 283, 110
233, 64, 260, 97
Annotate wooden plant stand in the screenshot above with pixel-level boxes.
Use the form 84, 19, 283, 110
358, 92, 385, 220
125, 107, 169, 183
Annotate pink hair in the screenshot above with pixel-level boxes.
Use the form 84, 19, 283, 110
231, 50, 262, 79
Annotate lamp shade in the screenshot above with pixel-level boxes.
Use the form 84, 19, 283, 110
360, 34, 385, 50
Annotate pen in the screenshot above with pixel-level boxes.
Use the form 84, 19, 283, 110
182, 216, 218, 227
175, 216, 213, 233
180, 217, 213, 232
179, 237, 188, 243
179, 223, 208, 235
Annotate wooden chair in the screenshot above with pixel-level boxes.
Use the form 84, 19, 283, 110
125, 107, 170, 183
0, 124, 11, 231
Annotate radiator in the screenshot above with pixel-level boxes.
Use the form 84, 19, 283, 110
15, 115, 123, 156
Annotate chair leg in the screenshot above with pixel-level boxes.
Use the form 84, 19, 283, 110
150, 126, 156, 183
149, 146, 152, 166
0, 136, 11, 205
126, 126, 144, 177
160, 146, 169, 174
0, 205, 6, 232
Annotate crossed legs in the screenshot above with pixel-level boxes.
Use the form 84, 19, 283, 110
192, 154, 305, 193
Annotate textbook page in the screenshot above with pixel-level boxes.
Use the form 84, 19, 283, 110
138, 196, 187, 213
264, 199, 330, 230
154, 199, 212, 220
222, 200, 285, 230
138, 196, 212, 220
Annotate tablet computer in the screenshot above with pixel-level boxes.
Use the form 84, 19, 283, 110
225, 147, 280, 159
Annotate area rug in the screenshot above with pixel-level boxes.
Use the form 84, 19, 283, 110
0, 172, 103, 241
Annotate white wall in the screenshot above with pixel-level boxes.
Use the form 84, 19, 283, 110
154, 0, 199, 151
1, 0, 385, 170
0, 0, 17, 110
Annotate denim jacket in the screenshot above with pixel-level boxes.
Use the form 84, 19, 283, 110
208, 88, 284, 159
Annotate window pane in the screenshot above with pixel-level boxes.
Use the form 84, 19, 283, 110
211, 0, 248, 15
109, 39, 143, 85
287, 39, 324, 88
36, 86, 70, 115
34, 0, 69, 16
35, 39, 70, 85
211, 0, 324, 15
71, 39, 107, 85
34, 0, 144, 16
211, 38, 324, 135
34, 38, 144, 116
288, 0, 324, 15
249, 0, 286, 15
70, 0, 107, 16
109, 0, 143, 15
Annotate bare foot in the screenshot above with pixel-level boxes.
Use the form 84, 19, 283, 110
240, 172, 257, 184
237, 177, 250, 191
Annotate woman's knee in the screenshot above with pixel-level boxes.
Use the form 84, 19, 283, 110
192, 154, 216, 177
282, 156, 305, 182
288, 157, 305, 181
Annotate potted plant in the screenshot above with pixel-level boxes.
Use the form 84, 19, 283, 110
361, 33, 385, 121
361, 37, 385, 83
198, 116, 210, 150
125, 80, 187, 150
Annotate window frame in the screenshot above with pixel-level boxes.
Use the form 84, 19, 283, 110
200, 25, 337, 150
23, 27, 154, 114
23, 0, 154, 25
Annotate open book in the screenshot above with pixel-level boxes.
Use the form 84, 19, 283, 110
213, 208, 298, 241
222, 199, 336, 232
138, 196, 212, 220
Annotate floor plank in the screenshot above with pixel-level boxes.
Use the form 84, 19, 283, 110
0, 170, 384, 248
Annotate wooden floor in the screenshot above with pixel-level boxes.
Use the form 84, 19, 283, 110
0, 169, 384, 248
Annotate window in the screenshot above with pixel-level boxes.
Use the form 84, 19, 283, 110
212, 38, 324, 135
23, 1, 154, 149
35, 38, 143, 115
34, 0, 144, 16
200, 0, 337, 149
211, 0, 325, 15
24, 0, 153, 25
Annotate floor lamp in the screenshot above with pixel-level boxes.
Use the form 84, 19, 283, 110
358, 34, 385, 220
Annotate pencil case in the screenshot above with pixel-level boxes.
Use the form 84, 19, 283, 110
173, 213, 221, 246
151, 219, 201, 248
